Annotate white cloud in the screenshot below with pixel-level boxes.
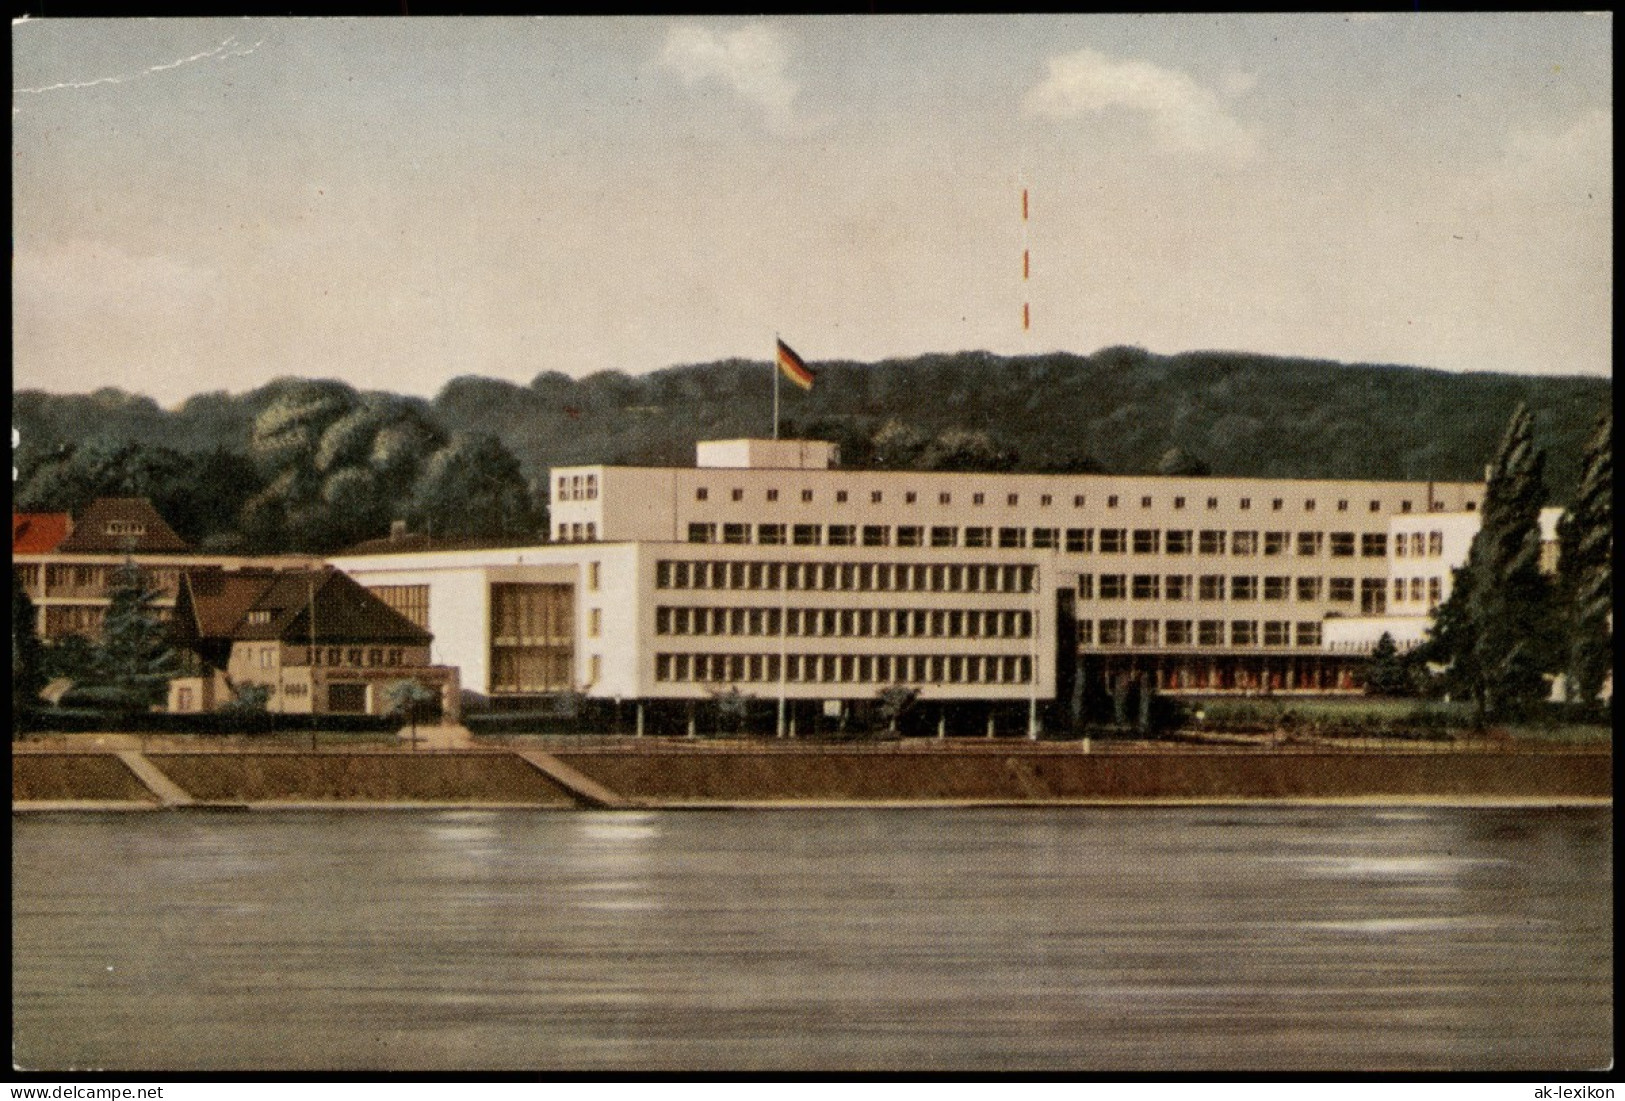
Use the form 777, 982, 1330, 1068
658, 22, 797, 130
1023, 47, 1257, 161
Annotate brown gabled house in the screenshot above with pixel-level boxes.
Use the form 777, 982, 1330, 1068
56, 497, 191, 554
167, 566, 460, 720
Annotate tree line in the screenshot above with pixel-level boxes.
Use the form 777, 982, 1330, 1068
14, 348, 1611, 554
1371, 407, 1612, 721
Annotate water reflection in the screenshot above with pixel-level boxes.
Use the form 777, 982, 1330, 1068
12, 806, 1612, 1072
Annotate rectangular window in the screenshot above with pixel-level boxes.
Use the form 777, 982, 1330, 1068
1077, 574, 1094, 600
862, 525, 890, 547
1295, 621, 1322, 647
998, 527, 1026, 549
1100, 574, 1127, 600
723, 523, 750, 545
696, 487, 709, 501
1165, 574, 1191, 600
766, 488, 779, 502
1073, 494, 1086, 508
1330, 532, 1356, 557
687, 523, 715, 544
801, 489, 814, 503
1360, 578, 1387, 615
1199, 574, 1225, 601
758, 523, 786, 545
1077, 619, 1094, 645
1297, 531, 1324, 557
1065, 528, 1094, 553
1230, 576, 1258, 601
1132, 619, 1159, 646
793, 524, 821, 546
1173, 497, 1186, 510
1133, 529, 1160, 555
1329, 577, 1355, 602
1040, 494, 1052, 506
835, 491, 849, 504
1231, 531, 1258, 556
1032, 527, 1059, 549
1107, 495, 1119, 508
871, 490, 884, 504
930, 526, 957, 547
1099, 619, 1126, 646
1165, 620, 1192, 645
939, 492, 952, 505
1361, 533, 1388, 558
973, 493, 985, 505
1264, 576, 1289, 601
1428, 577, 1442, 607
1428, 531, 1444, 556
1199, 530, 1227, 555
828, 525, 856, 546
1165, 530, 1192, 555
731, 488, 744, 502
897, 526, 923, 547
1395, 536, 1408, 558
1007, 493, 1020, 506
1411, 533, 1426, 557
1264, 621, 1290, 647
1198, 620, 1223, 646
1231, 620, 1258, 646
905, 492, 917, 504
588, 608, 602, 637
1263, 531, 1289, 556
1100, 528, 1127, 553
965, 527, 992, 548
1132, 574, 1160, 600
1296, 576, 1322, 602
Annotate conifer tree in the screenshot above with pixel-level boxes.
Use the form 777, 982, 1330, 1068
1556, 411, 1612, 706
1364, 632, 1411, 697
1464, 404, 1559, 721
91, 559, 183, 715
12, 576, 44, 736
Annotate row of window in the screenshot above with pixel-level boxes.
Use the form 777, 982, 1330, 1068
654, 651, 1035, 686
252, 646, 408, 669
555, 473, 600, 502
655, 559, 1037, 595
655, 605, 1034, 640
1078, 573, 1432, 605
1081, 619, 1325, 649
556, 522, 598, 542
693, 485, 1462, 515
686, 523, 1418, 559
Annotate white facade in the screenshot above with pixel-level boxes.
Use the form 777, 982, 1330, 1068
336, 441, 1510, 706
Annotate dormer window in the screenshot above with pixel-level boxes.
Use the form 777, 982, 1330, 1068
247, 610, 272, 625
105, 521, 146, 536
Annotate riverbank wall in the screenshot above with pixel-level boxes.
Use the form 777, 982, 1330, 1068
12, 744, 1611, 809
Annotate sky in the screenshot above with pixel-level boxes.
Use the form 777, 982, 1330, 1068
12, 14, 1613, 405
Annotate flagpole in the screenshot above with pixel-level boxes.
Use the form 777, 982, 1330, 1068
772, 332, 781, 440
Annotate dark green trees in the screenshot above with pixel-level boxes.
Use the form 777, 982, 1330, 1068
13, 577, 44, 735
1424, 405, 1560, 722
87, 561, 184, 716
1364, 632, 1411, 697
408, 433, 540, 541
1556, 412, 1612, 707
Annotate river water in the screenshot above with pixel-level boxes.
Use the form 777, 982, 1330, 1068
11, 807, 1612, 1073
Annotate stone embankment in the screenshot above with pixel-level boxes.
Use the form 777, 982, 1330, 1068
12, 742, 1611, 810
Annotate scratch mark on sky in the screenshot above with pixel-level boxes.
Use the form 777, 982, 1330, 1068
14, 36, 263, 97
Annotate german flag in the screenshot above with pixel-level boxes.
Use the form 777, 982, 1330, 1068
776, 339, 816, 390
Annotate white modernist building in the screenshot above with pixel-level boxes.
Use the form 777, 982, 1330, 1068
332, 438, 1491, 730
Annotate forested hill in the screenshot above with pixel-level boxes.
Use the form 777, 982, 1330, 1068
13, 347, 1611, 551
